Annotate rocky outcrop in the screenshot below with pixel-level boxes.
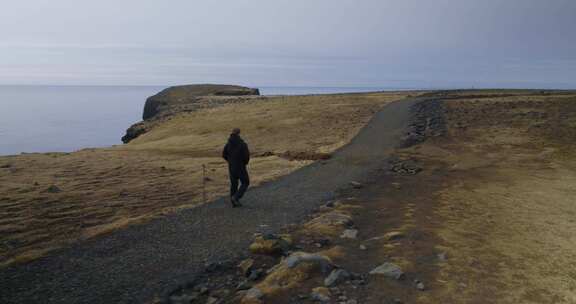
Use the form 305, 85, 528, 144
122, 84, 260, 143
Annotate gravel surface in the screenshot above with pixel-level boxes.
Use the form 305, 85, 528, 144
0, 97, 426, 304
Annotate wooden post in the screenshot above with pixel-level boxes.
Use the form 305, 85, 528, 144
202, 164, 207, 204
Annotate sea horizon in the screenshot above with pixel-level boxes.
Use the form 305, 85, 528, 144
0, 84, 436, 156
2, 84, 575, 156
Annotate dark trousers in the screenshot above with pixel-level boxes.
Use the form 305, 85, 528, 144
229, 165, 250, 200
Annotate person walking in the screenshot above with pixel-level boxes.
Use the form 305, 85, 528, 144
222, 128, 250, 207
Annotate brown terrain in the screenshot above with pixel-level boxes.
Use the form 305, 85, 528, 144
2, 88, 576, 304
0, 90, 410, 268
159, 90, 576, 304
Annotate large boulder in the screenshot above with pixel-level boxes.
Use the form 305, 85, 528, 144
143, 84, 260, 120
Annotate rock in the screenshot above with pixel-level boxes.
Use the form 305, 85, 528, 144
350, 181, 363, 189
416, 281, 425, 291
384, 231, 405, 241
311, 287, 331, 302
241, 287, 264, 304
284, 252, 333, 274
346, 300, 358, 304
340, 229, 359, 239
205, 261, 229, 273
205, 297, 219, 304
236, 280, 252, 291
437, 252, 447, 262
389, 158, 422, 175
121, 121, 149, 143
369, 263, 405, 280
238, 258, 255, 276
324, 269, 351, 287
249, 234, 292, 255
359, 244, 367, 250
247, 269, 264, 281
391, 183, 402, 189
314, 238, 331, 248
143, 84, 260, 120
194, 285, 209, 295
169, 294, 197, 304
45, 185, 61, 193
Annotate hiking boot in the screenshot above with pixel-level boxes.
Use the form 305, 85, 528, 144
230, 196, 238, 207
231, 196, 242, 207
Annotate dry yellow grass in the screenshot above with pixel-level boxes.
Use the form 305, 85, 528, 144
0, 92, 411, 268
401, 92, 576, 303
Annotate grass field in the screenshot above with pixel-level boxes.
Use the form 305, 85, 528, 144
0, 91, 411, 268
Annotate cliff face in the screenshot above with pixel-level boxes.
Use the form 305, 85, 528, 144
122, 84, 260, 143
142, 84, 260, 120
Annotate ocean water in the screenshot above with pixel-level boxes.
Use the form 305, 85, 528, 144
0, 85, 407, 156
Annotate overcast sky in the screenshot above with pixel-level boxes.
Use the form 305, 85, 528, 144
1, 0, 575, 88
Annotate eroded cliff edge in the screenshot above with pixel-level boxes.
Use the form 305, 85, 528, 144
122, 84, 260, 143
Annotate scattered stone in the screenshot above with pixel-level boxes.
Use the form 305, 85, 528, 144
249, 234, 292, 255
369, 263, 405, 280
314, 238, 331, 248
238, 258, 255, 277
285, 252, 333, 274
324, 269, 351, 287
247, 269, 264, 281
384, 231, 405, 241
350, 181, 363, 189
340, 229, 359, 239
45, 185, 61, 193
437, 252, 447, 262
241, 287, 264, 304
205, 262, 227, 273
389, 158, 422, 175
205, 296, 219, 304
311, 287, 331, 302
194, 285, 209, 295
169, 294, 197, 304
415, 281, 426, 291
236, 280, 252, 291
359, 244, 367, 250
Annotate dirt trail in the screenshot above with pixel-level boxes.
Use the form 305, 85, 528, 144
175, 90, 576, 304
0, 97, 423, 304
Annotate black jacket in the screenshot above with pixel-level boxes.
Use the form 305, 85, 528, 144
222, 134, 250, 169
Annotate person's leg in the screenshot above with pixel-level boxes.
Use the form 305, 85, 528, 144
229, 172, 239, 204
234, 167, 250, 200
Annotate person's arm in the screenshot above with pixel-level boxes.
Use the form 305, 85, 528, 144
243, 144, 250, 165
222, 143, 229, 161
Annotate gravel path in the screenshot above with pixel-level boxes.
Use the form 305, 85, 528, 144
0, 96, 425, 304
